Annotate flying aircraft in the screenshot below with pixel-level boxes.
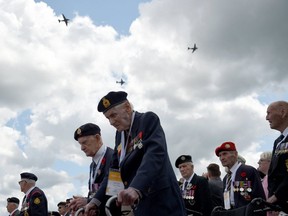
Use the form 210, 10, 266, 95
116, 79, 125, 86
58, 14, 69, 26
188, 43, 198, 53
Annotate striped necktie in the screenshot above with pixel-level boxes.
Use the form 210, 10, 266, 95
226, 171, 232, 191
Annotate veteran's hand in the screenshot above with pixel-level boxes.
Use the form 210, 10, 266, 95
117, 187, 139, 206
267, 195, 278, 204
69, 196, 88, 211
84, 202, 98, 216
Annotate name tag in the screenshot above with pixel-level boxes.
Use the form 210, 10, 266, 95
224, 191, 231, 210
106, 169, 123, 196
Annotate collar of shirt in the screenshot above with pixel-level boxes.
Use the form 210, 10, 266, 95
25, 186, 36, 197
182, 173, 195, 190
92, 144, 105, 164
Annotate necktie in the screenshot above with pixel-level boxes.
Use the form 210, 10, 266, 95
89, 161, 96, 191
226, 171, 232, 191
275, 134, 284, 145
21, 195, 26, 210
92, 161, 96, 177
184, 181, 189, 189
273, 134, 284, 153
126, 134, 133, 154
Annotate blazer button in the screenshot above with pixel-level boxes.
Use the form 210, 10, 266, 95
124, 181, 128, 186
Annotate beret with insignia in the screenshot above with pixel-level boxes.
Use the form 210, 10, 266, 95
97, 91, 128, 113
74, 123, 101, 141
7, 197, 20, 204
175, 155, 192, 168
215, 141, 237, 156
20, 172, 38, 181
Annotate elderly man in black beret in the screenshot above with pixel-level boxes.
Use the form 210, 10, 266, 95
175, 155, 213, 216
19, 172, 48, 216
96, 91, 186, 216
6, 197, 20, 216
69, 123, 114, 216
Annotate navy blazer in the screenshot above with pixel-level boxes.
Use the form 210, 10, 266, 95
180, 174, 213, 216
20, 187, 48, 216
223, 164, 265, 209
111, 111, 186, 216
268, 135, 288, 213
11, 209, 20, 216
90, 146, 114, 215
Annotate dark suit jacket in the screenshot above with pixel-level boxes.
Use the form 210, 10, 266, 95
223, 164, 265, 209
268, 135, 288, 213
20, 187, 48, 216
11, 209, 20, 216
180, 174, 213, 216
90, 146, 114, 216
110, 111, 187, 216
208, 178, 224, 209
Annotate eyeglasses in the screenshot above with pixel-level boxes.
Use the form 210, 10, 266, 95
18, 180, 26, 185
258, 159, 271, 163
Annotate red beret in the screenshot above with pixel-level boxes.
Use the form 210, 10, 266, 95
215, 141, 237, 156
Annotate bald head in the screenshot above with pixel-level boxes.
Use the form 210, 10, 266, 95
266, 101, 288, 132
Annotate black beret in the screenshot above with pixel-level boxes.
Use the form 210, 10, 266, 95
175, 155, 192, 168
20, 172, 38, 181
7, 197, 20, 204
74, 123, 101, 141
57, 201, 67, 207
97, 91, 128, 113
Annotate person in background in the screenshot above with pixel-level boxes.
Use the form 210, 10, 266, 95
6, 197, 20, 216
18, 172, 48, 216
57, 201, 70, 216
69, 123, 114, 216
215, 141, 265, 210
266, 101, 288, 214
97, 91, 186, 216
257, 152, 272, 199
176, 155, 212, 216
206, 163, 224, 209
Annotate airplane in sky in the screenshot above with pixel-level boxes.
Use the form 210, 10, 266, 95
188, 43, 198, 53
58, 14, 69, 26
116, 79, 125, 86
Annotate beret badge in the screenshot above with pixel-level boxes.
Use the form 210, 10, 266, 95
77, 128, 82, 135
225, 144, 230, 149
102, 98, 111, 108
181, 156, 186, 161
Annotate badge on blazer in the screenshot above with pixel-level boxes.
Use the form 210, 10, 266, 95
34, 198, 40, 205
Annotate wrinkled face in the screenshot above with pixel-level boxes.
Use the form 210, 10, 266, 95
104, 102, 132, 132
257, 158, 271, 174
6, 202, 16, 213
18, 180, 28, 193
218, 151, 238, 169
266, 102, 285, 131
78, 135, 102, 157
178, 162, 194, 180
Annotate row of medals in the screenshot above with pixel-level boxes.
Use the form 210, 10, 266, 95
233, 181, 252, 195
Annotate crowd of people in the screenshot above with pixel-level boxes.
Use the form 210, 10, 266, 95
5, 94, 288, 216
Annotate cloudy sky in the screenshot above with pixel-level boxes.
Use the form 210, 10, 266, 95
1, 0, 288, 214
